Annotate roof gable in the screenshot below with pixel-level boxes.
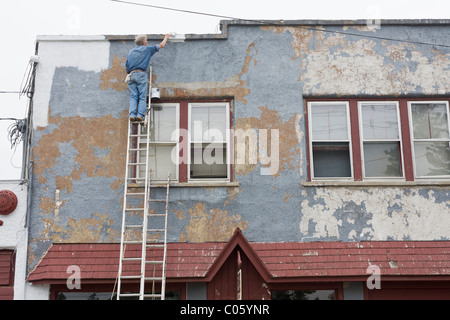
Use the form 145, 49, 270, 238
204, 228, 271, 282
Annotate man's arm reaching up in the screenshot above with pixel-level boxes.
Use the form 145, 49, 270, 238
159, 34, 171, 49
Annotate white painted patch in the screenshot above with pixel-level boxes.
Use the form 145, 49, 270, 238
169, 33, 186, 42
33, 40, 110, 128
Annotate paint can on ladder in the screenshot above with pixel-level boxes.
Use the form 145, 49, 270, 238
151, 88, 160, 100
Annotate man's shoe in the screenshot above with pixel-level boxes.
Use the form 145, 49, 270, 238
136, 116, 144, 122
129, 116, 136, 122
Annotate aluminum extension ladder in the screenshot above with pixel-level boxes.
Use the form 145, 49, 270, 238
116, 67, 170, 300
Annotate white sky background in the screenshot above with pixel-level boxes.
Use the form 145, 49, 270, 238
0, 0, 449, 180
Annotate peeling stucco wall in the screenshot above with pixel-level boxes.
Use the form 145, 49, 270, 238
264, 25, 450, 96
300, 187, 450, 241
28, 21, 450, 272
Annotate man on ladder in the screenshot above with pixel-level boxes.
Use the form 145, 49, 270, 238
117, 33, 172, 300
125, 33, 171, 122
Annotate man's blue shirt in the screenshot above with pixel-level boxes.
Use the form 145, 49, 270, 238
126, 45, 160, 73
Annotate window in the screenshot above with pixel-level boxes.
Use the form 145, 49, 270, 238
359, 102, 403, 178
133, 101, 232, 184
306, 98, 450, 182
308, 101, 352, 179
409, 101, 450, 178
188, 102, 230, 181
271, 289, 335, 300
57, 290, 180, 300
138, 103, 179, 182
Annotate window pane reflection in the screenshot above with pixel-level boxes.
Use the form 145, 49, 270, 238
363, 142, 402, 177
272, 290, 335, 300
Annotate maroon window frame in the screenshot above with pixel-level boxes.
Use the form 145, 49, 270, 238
305, 97, 450, 182
164, 99, 233, 183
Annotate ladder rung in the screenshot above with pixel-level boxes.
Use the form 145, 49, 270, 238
145, 277, 163, 281
143, 294, 162, 299
123, 240, 143, 244
125, 225, 143, 228
126, 192, 145, 195
120, 275, 142, 279
146, 261, 163, 264
130, 134, 147, 138
118, 293, 141, 298
127, 177, 146, 181
148, 214, 166, 217
129, 148, 147, 152
125, 208, 145, 211
149, 199, 166, 202
122, 257, 142, 261
128, 162, 146, 166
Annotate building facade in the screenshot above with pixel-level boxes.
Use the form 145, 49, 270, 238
23, 20, 450, 300
0, 181, 29, 300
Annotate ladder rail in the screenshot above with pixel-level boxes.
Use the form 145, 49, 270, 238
145, 66, 152, 125
116, 113, 134, 300
160, 171, 170, 300
138, 66, 153, 300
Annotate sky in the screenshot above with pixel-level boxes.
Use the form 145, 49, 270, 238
0, 0, 449, 180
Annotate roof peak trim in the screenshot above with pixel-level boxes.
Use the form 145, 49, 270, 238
203, 228, 272, 282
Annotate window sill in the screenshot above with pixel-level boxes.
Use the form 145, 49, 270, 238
302, 180, 450, 187
127, 181, 240, 188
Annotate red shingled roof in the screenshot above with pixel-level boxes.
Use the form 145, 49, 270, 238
27, 230, 450, 284
254, 241, 450, 279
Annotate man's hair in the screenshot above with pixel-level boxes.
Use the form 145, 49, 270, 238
135, 34, 147, 46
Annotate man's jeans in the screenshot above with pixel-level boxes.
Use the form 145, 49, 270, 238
128, 71, 148, 118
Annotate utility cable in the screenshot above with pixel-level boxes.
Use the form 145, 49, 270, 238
0, 118, 21, 121
109, 0, 450, 49
109, 0, 240, 20
19, 59, 37, 99
7, 119, 26, 150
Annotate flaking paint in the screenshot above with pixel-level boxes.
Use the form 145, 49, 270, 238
179, 202, 248, 242
234, 106, 301, 177
100, 55, 128, 92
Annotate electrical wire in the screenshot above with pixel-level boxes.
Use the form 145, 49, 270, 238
4, 118, 26, 169
7, 119, 26, 150
0, 47, 38, 97
19, 59, 37, 99
109, 0, 450, 49
109, 0, 240, 20
0, 118, 21, 121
